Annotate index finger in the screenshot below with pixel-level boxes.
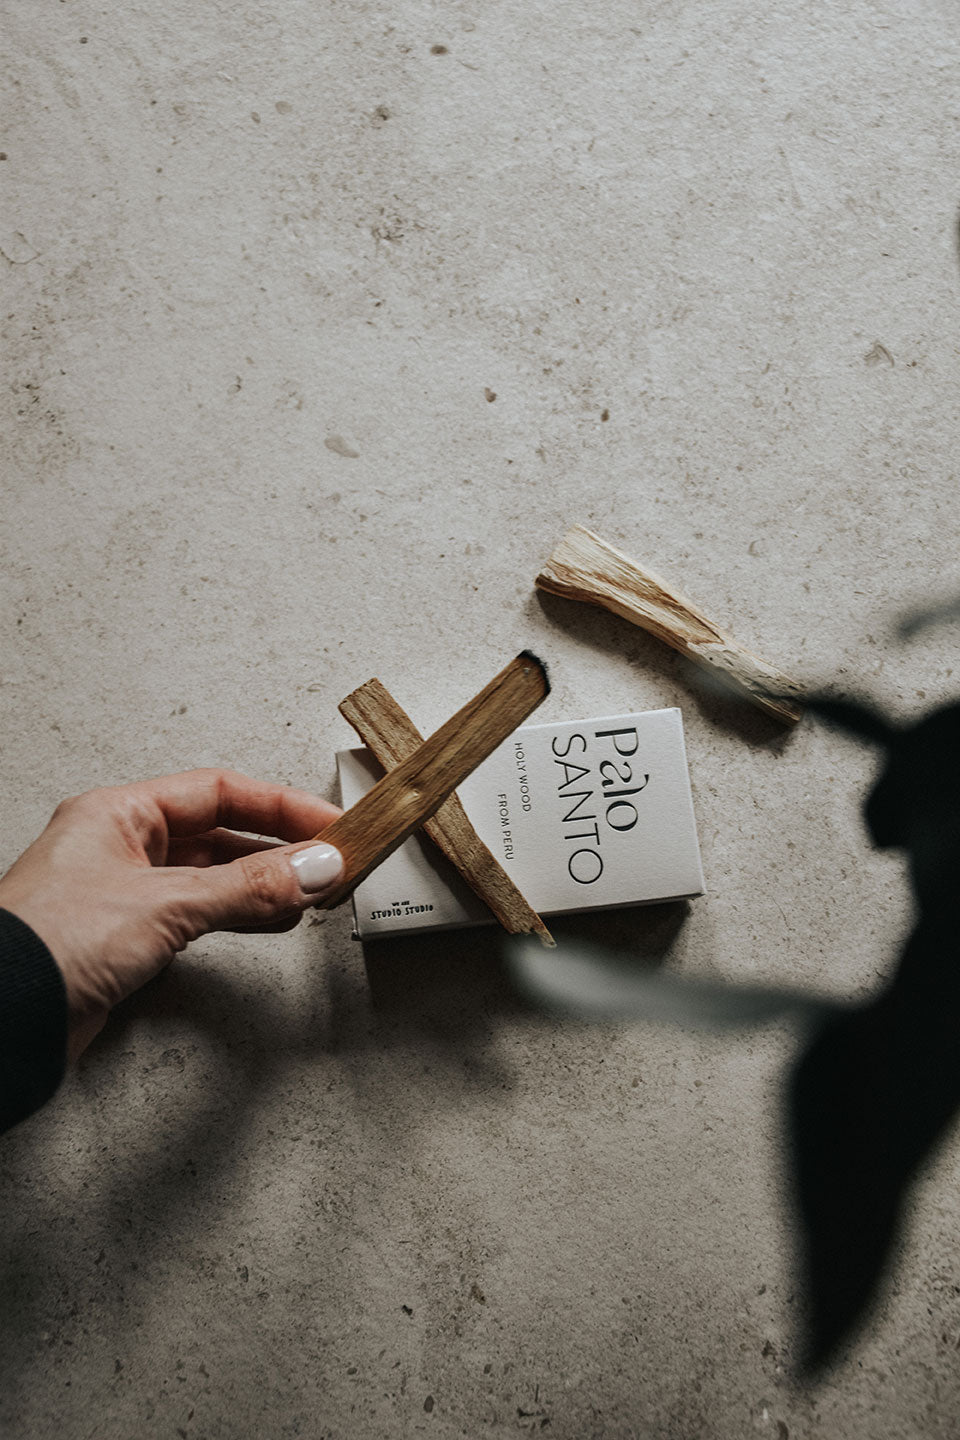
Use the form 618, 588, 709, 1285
128, 769, 342, 841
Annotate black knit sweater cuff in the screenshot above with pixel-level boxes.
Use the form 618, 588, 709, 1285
0, 908, 68, 1134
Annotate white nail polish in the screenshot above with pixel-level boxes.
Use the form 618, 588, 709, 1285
290, 843, 344, 893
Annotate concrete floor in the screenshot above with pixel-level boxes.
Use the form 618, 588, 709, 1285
3, 2, 960, 1435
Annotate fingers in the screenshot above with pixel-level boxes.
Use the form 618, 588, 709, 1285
166, 829, 279, 868
88, 770, 342, 848
227, 910, 304, 935
170, 840, 346, 933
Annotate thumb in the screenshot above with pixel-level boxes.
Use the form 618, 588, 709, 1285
179, 841, 346, 933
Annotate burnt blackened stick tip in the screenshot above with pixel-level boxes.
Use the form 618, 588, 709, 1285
518, 649, 550, 694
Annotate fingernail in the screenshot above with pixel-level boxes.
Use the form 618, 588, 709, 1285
290, 843, 344, 894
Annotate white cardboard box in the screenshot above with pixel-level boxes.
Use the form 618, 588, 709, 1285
336, 708, 705, 941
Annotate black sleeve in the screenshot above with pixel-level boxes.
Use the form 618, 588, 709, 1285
0, 908, 67, 1134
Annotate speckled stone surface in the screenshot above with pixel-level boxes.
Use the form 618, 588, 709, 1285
3, 3, 960, 1436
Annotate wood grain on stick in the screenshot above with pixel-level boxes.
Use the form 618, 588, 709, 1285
536, 525, 804, 724
340, 678, 554, 946
313, 652, 550, 909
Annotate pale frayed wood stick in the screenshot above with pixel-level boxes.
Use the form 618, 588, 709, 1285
340, 678, 555, 947
536, 525, 804, 725
314, 652, 550, 909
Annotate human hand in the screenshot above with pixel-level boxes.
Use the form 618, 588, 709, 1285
0, 770, 345, 1059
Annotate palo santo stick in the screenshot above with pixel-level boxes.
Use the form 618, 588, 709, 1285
536, 525, 804, 725
313, 651, 550, 909
340, 678, 555, 947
